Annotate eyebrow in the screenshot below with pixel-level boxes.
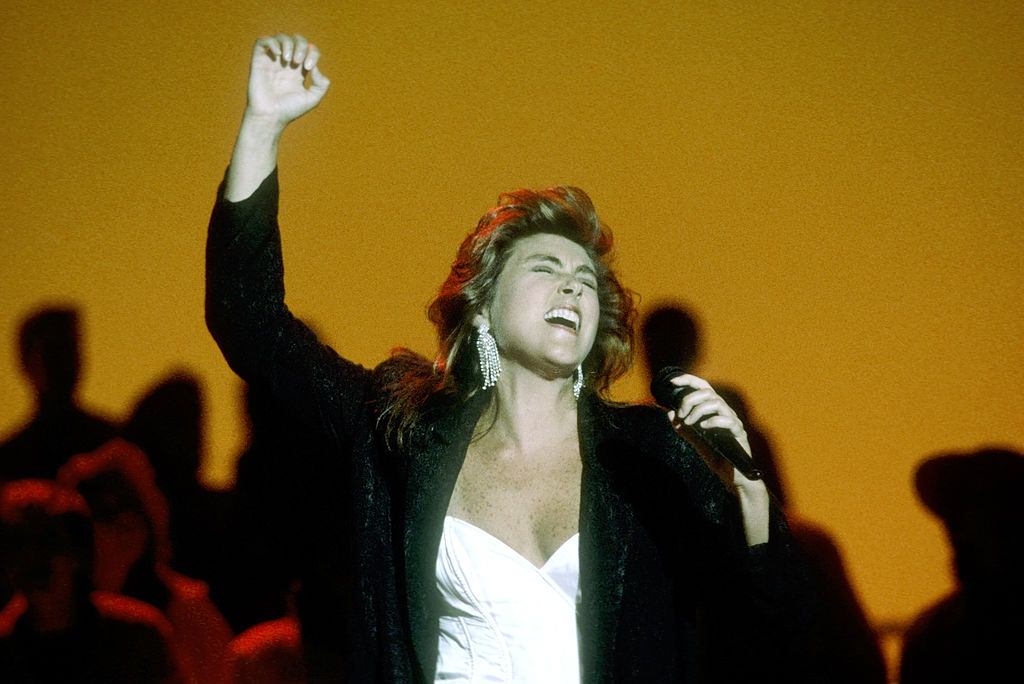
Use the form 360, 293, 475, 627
523, 253, 598, 279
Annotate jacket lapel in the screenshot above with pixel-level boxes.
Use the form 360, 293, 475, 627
577, 395, 634, 682
401, 391, 487, 681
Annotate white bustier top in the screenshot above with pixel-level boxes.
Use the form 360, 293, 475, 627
434, 516, 581, 683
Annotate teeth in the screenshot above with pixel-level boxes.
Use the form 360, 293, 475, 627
544, 308, 581, 331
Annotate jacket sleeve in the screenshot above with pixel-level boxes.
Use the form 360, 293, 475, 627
627, 405, 814, 677
205, 168, 373, 439
685, 446, 815, 681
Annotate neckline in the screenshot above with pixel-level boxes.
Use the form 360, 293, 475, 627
445, 516, 579, 572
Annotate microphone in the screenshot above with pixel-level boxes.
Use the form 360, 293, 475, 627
651, 366, 763, 480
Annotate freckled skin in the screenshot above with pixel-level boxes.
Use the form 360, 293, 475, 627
447, 234, 597, 567
450, 424, 583, 568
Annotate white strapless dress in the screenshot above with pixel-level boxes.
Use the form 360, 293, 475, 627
434, 516, 580, 683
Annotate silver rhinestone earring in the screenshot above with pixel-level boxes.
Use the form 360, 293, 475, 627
476, 323, 501, 390
573, 364, 584, 399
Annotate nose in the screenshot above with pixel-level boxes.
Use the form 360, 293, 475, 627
561, 277, 583, 297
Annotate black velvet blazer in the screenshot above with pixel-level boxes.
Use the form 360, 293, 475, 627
206, 170, 809, 683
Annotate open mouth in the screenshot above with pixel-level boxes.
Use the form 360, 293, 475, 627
544, 307, 580, 332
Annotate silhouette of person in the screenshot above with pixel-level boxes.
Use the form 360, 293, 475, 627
0, 306, 117, 484
58, 439, 233, 684
216, 374, 355, 676
0, 479, 184, 682
638, 300, 703, 382
718, 384, 888, 683
900, 447, 1024, 684
639, 301, 887, 684
121, 370, 229, 584
209, 317, 338, 638
213, 381, 299, 633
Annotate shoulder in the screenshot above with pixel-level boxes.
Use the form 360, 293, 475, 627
67, 405, 118, 433
903, 592, 964, 641
0, 594, 27, 638
372, 351, 434, 393
585, 397, 702, 474
155, 565, 205, 597
590, 398, 684, 449
586, 397, 727, 508
601, 400, 670, 426
226, 616, 304, 682
91, 590, 174, 638
157, 565, 209, 602
91, 592, 183, 680
230, 616, 302, 655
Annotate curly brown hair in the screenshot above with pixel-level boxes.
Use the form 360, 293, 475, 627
381, 186, 636, 447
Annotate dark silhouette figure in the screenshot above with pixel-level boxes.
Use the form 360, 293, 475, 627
639, 301, 887, 684
719, 384, 888, 683
0, 479, 183, 682
214, 381, 314, 632
900, 447, 1024, 683
121, 370, 229, 584
216, 378, 353, 680
639, 300, 703, 381
0, 306, 117, 483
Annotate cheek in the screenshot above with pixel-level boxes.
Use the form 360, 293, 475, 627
487, 273, 523, 324
492, 281, 540, 328
582, 296, 601, 348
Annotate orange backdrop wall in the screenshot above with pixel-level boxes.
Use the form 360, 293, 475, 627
3, 0, 1022, 663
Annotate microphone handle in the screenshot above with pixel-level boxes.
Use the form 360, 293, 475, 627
652, 367, 763, 481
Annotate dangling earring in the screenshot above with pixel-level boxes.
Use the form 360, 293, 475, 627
572, 363, 584, 399
476, 323, 501, 390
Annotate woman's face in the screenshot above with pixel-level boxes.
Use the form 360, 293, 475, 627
480, 233, 600, 379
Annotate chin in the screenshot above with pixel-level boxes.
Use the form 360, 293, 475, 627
547, 359, 583, 379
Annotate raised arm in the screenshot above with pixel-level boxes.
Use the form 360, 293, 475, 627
226, 34, 330, 201
207, 35, 371, 436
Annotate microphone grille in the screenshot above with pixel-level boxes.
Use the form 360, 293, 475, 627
650, 366, 687, 409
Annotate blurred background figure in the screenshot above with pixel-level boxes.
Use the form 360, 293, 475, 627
213, 381, 313, 634
639, 300, 887, 684
121, 369, 229, 585
0, 478, 183, 682
219, 375, 353, 680
59, 439, 233, 684
718, 384, 889, 683
638, 300, 703, 382
0, 305, 116, 484
223, 614, 305, 684
900, 447, 1024, 684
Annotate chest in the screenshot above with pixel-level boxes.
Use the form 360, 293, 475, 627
446, 435, 582, 568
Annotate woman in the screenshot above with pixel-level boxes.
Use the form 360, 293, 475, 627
207, 33, 808, 683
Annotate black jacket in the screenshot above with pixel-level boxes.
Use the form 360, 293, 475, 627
206, 170, 809, 683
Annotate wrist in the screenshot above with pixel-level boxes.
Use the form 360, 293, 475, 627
239, 110, 287, 142
225, 112, 283, 202
735, 478, 770, 546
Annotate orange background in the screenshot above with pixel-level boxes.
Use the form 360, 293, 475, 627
2, 0, 1022, 667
